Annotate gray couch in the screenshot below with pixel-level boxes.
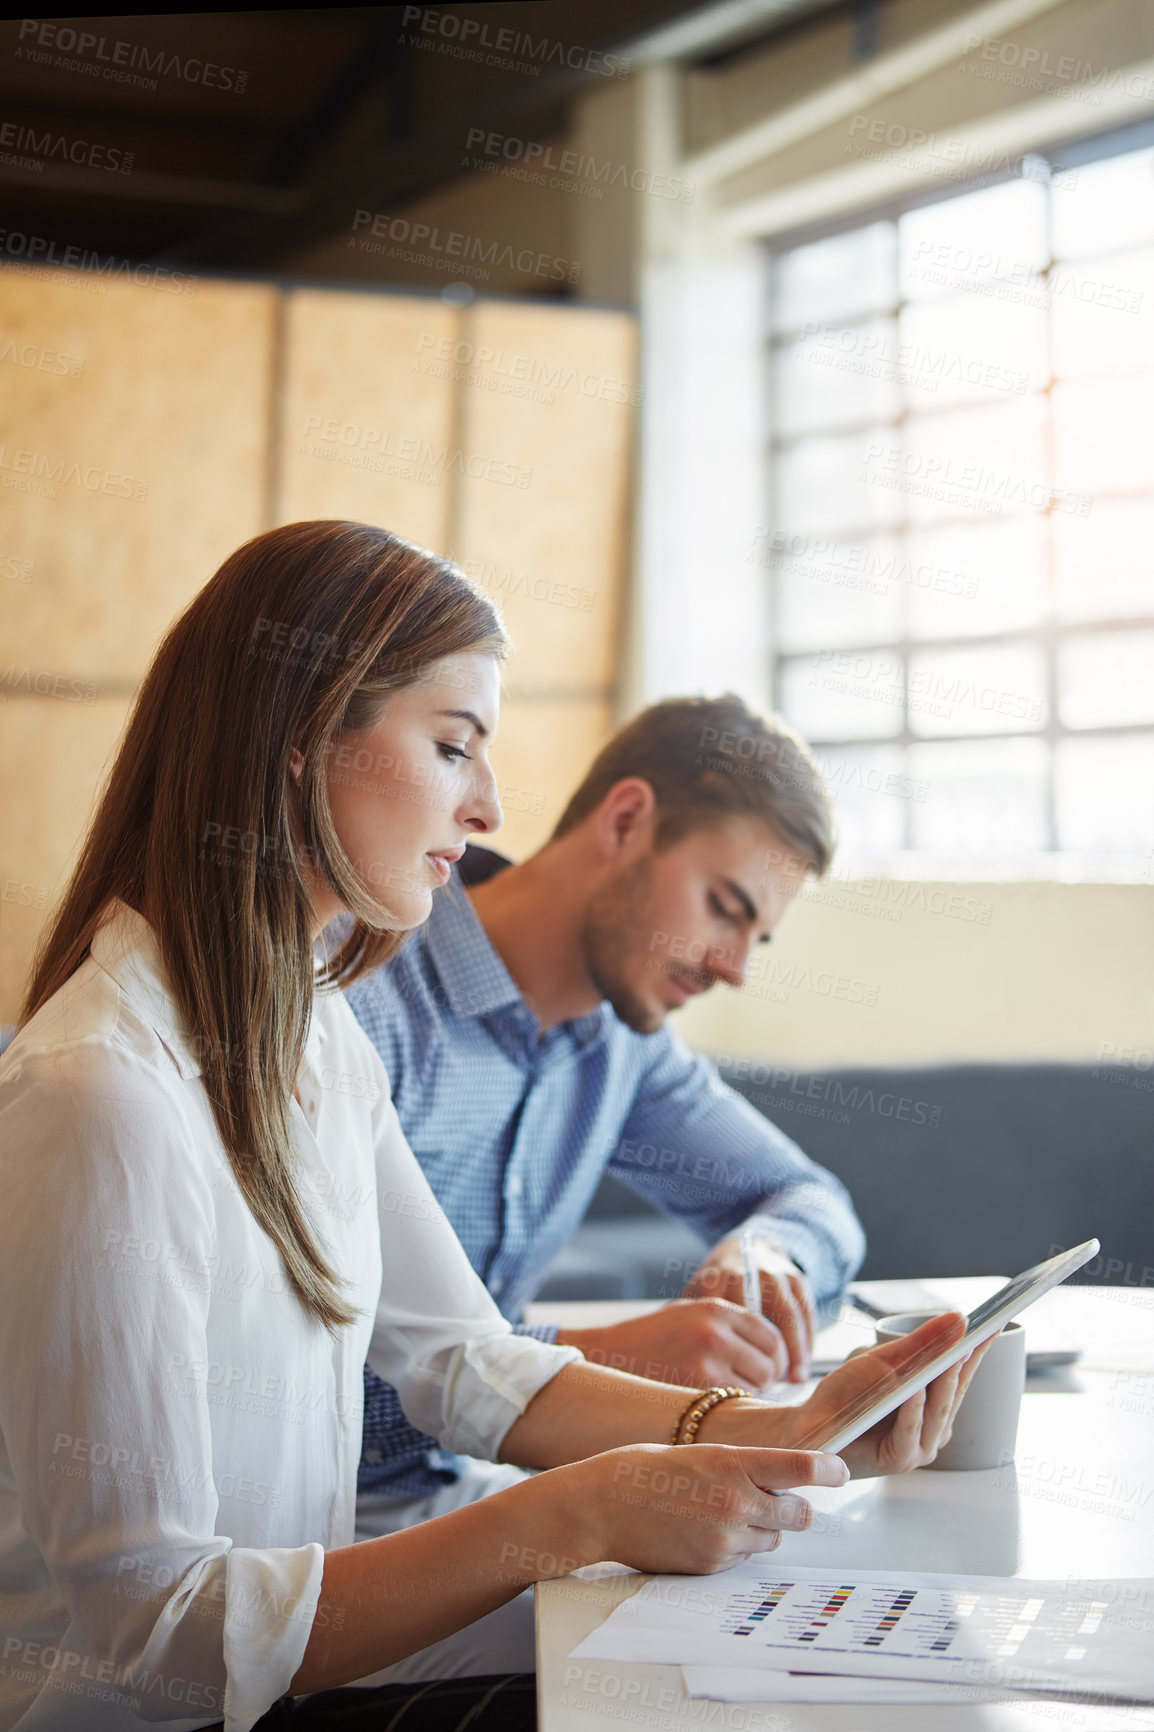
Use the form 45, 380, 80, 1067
7, 1015, 1144, 1299
533, 1062, 1154, 1301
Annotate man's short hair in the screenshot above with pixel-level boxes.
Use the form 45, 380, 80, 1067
552, 694, 833, 875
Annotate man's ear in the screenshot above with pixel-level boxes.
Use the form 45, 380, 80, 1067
594, 778, 657, 859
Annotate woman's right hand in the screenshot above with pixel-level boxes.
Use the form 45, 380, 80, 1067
564, 1442, 849, 1577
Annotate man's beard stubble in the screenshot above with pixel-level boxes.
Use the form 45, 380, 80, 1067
580, 852, 666, 1035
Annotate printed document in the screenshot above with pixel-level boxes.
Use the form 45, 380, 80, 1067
570, 1561, 1154, 1700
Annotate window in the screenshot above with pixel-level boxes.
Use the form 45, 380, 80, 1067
762, 136, 1154, 875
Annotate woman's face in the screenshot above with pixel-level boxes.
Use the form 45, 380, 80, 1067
321, 651, 503, 931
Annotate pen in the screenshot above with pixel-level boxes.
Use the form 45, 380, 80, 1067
740, 1230, 761, 1316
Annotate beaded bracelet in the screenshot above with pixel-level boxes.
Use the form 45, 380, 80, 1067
671, 1385, 749, 1446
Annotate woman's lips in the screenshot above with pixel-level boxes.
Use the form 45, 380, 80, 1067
426, 845, 465, 885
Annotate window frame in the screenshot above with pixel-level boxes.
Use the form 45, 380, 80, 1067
762, 117, 1154, 876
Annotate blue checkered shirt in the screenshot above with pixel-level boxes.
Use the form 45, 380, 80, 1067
347, 846, 865, 1496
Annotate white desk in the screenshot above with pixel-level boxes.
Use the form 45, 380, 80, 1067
531, 1286, 1154, 1732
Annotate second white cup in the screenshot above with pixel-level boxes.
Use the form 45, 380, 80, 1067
875, 1311, 1026, 1471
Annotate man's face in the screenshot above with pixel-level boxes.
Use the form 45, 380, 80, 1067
579, 816, 809, 1035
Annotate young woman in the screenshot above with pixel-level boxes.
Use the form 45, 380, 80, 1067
0, 521, 985, 1732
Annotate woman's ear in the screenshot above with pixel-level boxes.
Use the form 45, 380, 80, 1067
288, 747, 304, 788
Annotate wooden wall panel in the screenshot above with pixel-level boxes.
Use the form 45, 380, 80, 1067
447, 299, 636, 861
0, 697, 132, 1021
275, 290, 460, 548
0, 268, 275, 681
1, 267, 276, 1019
1, 274, 636, 1015
450, 300, 635, 695
487, 696, 614, 863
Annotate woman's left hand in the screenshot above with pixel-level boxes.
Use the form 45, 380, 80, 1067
808, 1312, 996, 1476
716, 1311, 996, 1476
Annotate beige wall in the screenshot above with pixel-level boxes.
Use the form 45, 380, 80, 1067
0, 267, 636, 1021
676, 877, 1154, 1067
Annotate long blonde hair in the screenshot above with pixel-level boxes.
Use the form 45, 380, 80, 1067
22, 520, 507, 1328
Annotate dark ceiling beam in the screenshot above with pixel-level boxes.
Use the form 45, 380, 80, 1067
154, 0, 709, 270
255, 11, 410, 188
0, 160, 298, 210
158, 73, 569, 266
151, 9, 414, 266
1, 1, 834, 272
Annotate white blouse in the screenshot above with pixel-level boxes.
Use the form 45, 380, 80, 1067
0, 901, 580, 1732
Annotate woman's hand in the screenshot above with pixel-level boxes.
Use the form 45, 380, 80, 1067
565, 1442, 849, 1577
717, 1313, 996, 1477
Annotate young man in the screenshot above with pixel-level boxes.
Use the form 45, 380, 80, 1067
343, 694, 865, 1679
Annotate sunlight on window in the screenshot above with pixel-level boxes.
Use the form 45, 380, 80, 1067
899, 295, 1047, 408
909, 738, 1049, 854
775, 535, 904, 651
766, 137, 1154, 872
779, 650, 904, 741
1055, 503, 1154, 621
814, 745, 909, 856
1052, 247, 1154, 377
899, 178, 1048, 300
1059, 631, 1154, 729
776, 316, 900, 435
776, 426, 900, 535
908, 643, 1048, 739
1050, 146, 1154, 259
1053, 378, 1154, 495
907, 518, 1045, 639
1056, 736, 1154, 851
774, 221, 896, 328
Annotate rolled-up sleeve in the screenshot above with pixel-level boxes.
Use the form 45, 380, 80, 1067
0, 1043, 322, 1729
607, 1029, 865, 1302
363, 1071, 582, 1459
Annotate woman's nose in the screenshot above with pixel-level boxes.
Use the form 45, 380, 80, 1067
467, 772, 503, 834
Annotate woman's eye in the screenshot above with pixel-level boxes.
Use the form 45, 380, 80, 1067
437, 742, 472, 763
708, 894, 736, 921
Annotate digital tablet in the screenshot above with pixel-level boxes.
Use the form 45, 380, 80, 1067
845, 1279, 1083, 1371
792, 1239, 1100, 1455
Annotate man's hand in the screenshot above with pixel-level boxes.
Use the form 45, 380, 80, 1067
681, 1236, 815, 1383
555, 1299, 791, 1392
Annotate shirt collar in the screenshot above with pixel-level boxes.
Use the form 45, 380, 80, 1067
89, 898, 328, 1082
423, 872, 611, 1049
424, 874, 525, 1021
89, 899, 204, 1079
300, 979, 330, 1088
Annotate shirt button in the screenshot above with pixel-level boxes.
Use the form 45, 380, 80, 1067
490, 1275, 505, 1294
507, 1174, 523, 1197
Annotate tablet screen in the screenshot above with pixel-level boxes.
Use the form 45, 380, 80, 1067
791, 1239, 1099, 1456
962, 1255, 1085, 1337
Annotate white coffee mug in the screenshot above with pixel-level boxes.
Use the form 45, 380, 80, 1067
875, 1311, 1026, 1471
